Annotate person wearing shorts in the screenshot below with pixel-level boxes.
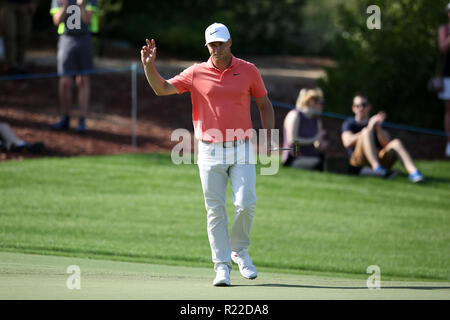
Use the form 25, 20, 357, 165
1, 0, 36, 75
50, 0, 98, 133
140, 23, 275, 286
438, 3, 450, 157
341, 93, 424, 183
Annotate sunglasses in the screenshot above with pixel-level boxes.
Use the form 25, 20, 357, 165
311, 98, 323, 104
354, 102, 369, 108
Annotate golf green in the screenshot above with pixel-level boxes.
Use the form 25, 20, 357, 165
1, 252, 449, 300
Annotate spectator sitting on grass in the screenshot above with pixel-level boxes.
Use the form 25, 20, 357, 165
341, 93, 424, 183
282, 88, 329, 171
0, 122, 44, 153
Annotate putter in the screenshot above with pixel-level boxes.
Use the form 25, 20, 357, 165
271, 141, 300, 157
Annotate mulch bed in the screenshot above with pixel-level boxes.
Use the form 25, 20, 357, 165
1, 62, 447, 162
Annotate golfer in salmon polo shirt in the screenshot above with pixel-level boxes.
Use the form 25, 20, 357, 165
141, 23, 275, 286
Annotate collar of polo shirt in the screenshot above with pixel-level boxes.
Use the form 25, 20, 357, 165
207, 54, 237, 71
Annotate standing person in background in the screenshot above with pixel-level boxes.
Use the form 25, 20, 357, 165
141, 23, 275, 286
282, 88, 328, 171
1, 0, 36, 75
50, 0, 98, 133
438, 3, 450, 157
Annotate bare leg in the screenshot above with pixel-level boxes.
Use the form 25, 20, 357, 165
445, 100, 450, 144
76, 75, 90, 118
384, 139, 416, 174
0, 122, 24, 149
59, 76, 72, 116
361, 128, 381, 169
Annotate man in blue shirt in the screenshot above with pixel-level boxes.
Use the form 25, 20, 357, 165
341, 93, 424, 183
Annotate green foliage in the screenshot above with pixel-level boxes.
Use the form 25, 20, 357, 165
318, 0, 448, 130
300, 0, 359, 55
97, 0, 305, 58
97, 0, 123, 35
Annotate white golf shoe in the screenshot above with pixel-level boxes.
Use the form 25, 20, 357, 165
213, 264, 231, 286
231, 248, 258, 280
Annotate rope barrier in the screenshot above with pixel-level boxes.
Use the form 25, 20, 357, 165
271, 100, 449, 137
0, 66, 133, 81
0, 64, 139, 153
0, 68, 447, 137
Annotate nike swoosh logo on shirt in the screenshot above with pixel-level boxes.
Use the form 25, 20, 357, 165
233, 73, 240, 76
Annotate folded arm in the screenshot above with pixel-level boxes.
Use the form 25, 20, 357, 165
52, 0, 94, 26
52, 1, 68, 26
78, 0, 93, 25
284, 111, 323, 146
341, 130, 361, 149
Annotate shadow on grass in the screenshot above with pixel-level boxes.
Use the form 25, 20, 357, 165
419, 176, 450, 184
370, 171, 450, 185
230, 283, 450, 290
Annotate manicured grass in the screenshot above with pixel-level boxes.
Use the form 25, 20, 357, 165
0, 154, 449, 281
2, 252, 449, 300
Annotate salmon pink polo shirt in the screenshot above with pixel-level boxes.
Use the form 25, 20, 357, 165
168, 55, 268, 143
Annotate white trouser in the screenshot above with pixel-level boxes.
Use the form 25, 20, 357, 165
197, 139, 257, 271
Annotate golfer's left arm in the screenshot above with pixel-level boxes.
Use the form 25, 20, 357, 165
255, 96, 275, 148
255, 95, 275, 131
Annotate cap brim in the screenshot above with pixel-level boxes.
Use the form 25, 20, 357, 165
205, 38, 229, 46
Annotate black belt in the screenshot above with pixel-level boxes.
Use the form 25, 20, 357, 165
202, 139, 247, 148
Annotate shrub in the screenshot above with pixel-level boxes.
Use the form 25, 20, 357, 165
318, 0, 449, 130
96, 0, 305, 59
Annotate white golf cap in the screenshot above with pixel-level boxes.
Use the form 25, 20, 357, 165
205, 23, 230, 46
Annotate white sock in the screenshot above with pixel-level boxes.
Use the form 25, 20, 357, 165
446, 142, 450, 157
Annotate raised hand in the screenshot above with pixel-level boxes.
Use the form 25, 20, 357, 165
141, 39, 157, 67
368, 111, 386, 130
377, 111, 386, 123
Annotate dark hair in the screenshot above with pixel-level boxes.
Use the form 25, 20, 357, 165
353, 91, 368, 100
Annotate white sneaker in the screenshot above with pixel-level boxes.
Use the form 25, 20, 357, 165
213, 264, 231, 286
231, 248, 258, 280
